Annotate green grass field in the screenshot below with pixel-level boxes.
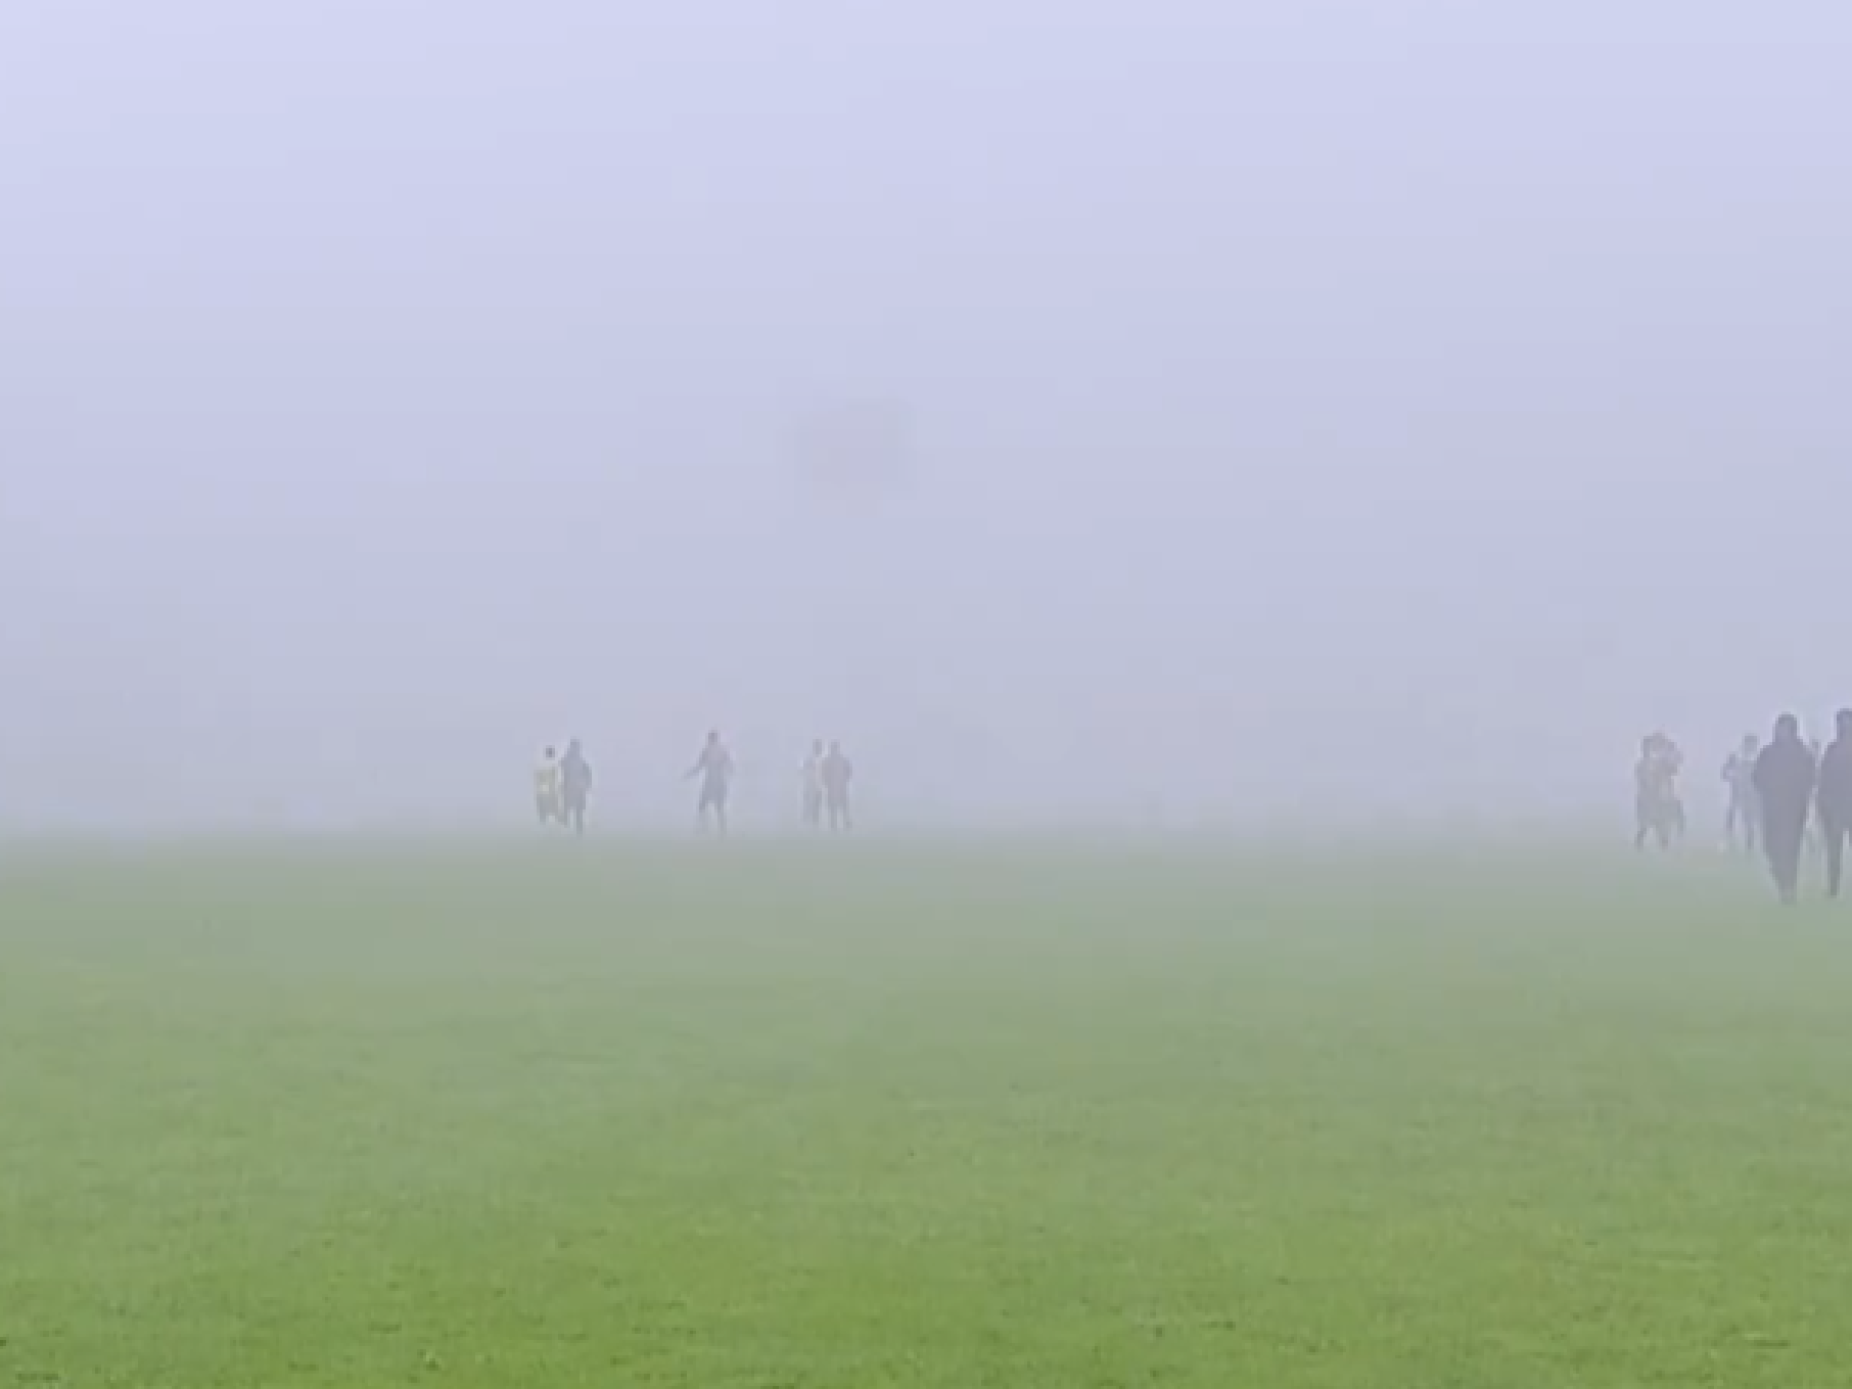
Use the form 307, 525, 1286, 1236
3, 839, 1849, 1387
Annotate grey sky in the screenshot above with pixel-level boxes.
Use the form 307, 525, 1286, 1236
4, 0, 1849, 830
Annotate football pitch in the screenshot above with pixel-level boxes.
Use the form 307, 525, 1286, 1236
3, 838, 1849, 1387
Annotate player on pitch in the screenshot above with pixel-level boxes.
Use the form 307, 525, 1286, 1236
1753, 713, 1817, 905
560, 738, 594, 836
822, 740, 855, 833
534, 746, 563, 827
1721, 734, 1761, 854
688, 730, 735, 835
1817, 709, 1852, 900
801, 739, 826, 831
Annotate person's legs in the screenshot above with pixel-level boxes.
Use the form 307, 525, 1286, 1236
1767, 813, 1804, 903
1826, 819, 1846, 899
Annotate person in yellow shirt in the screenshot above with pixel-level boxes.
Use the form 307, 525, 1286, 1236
534, 746, 562, 827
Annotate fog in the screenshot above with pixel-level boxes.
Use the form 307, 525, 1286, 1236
4, 0, 1848, 833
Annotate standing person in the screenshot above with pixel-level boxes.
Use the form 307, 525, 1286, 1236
1721, 734, 1761, 854
534, 745, 563, 827
1753, 714, 1818, 905
1817, 709, 1852, 900
687, 730, 734, 835
560, 738, 594, 836
1805, 737, 1826, 859
1634, 736, 1674, 851
1657, 732, 1687, 844
801, 739, 826, 831
822, 740, 855, 833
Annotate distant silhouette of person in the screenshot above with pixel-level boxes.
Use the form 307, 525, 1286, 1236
801, 739, 826, 831
1753, 714, 1817, 904
822, 741, 855, 832
1657, 732, 1687, 843
1805, 737, 1827, 859
687, 730, 734, 834
534, 746, 562, 827
1817, 710, 1852, 900
1721, 734, 1761, 854
560, 739, 593, 836
1634, 736, 1676, 851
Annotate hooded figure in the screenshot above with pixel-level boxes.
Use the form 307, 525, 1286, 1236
1753, 714, 1817, 904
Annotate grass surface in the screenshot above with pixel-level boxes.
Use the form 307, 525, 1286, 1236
3, 839, 1850, 1386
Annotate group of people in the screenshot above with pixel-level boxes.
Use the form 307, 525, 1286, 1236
532, 739, 595, 834
1639, 712, 1852, 904
800, 739, 856, 833
531, 731, 855, 837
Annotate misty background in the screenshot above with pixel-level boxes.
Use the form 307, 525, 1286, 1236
3, 0, 1848, 833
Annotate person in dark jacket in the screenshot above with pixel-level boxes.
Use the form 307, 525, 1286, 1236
1817, 709, 1852, 900
560, 738, 594, 836
1753, 714, 1818, 904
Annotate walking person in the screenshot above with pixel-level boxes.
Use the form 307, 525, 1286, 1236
560, 738, 594, 836
687, 730, 735, 835
1817, 710, 1852, 900
1753, 714, 1818, 905
822, 740, 855, 833
801, 740, 826, 831
1722, 735, 1761, 854
534, 745, 563, 827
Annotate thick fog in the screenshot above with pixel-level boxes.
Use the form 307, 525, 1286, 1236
4, 0, 1848, 832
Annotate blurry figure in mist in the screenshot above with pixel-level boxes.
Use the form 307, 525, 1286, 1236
560, 739, 594, 836
1817, 710, 1852, 899
687, 730, 734, 835
1633, 734, 1680, 851
801, 740, 826, 831
1656, 732, 1687, 842
534, 746, 563, 827
1753, 714, 1817, 905
1805, 737, 1826, 858
822, 741, 855, 833
1721, 734, 1761, 854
